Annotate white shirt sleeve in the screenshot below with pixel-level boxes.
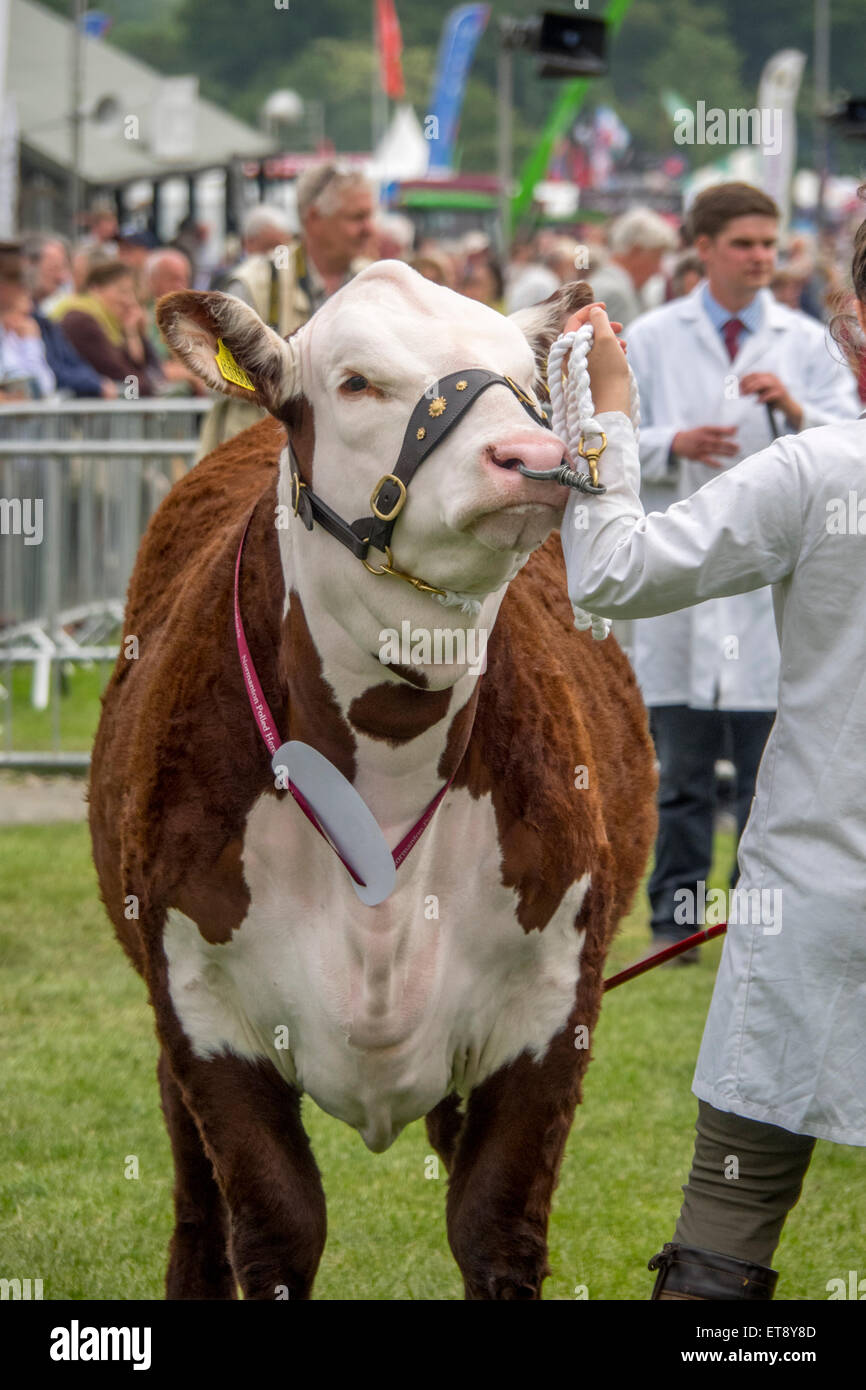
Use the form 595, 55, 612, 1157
561, 411, 805, 620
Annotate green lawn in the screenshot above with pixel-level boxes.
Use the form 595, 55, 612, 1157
1, 661, 108, 755
0, 822, 861, 1300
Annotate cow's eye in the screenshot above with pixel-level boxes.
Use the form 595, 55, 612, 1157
341, 374, 369, 393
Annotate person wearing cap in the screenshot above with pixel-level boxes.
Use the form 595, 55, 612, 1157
197, 166, 373, 455
117, 225, 161, 277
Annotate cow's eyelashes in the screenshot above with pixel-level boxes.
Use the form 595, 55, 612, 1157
340, 374, 370, 394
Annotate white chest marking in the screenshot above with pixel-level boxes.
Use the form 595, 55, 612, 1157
163, 786, 590, 1151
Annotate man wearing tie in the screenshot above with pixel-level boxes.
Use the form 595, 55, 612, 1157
623, 183, 860, 957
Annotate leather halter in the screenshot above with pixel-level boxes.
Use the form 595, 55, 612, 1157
287, 369, 556, 570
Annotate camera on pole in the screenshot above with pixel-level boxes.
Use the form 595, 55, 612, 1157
826, 98, 866, 137
500, 11, 608, 78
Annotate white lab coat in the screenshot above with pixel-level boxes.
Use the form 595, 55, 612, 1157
626, 286, 861, 708
562, 410, 866, 1145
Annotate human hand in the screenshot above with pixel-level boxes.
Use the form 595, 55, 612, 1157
739, 372, 803, 429
121, 301, 147, 336
672, 425, 739, 468
568, 303, 630, 416
1, 309, 39, 338
563, 300, 625, 345
100, 379, 119, 399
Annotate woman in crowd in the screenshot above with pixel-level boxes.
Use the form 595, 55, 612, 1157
51, 261, 163, 396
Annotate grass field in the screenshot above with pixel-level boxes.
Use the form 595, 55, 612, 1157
1, 661, 108, 755
0, 820, 862, 1301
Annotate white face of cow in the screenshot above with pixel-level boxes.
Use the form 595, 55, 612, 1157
158, 260, 590, 690
305, 262, 569, 574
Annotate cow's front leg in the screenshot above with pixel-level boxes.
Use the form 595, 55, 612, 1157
158, 1050, 236, 1299
164, 1046, 327, 1301
446, 1018, 586, 1300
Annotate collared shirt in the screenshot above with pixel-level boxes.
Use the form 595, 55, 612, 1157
701, 282, 762, 342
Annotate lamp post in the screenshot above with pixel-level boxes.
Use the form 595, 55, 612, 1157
813, 0, 831, 232
68, 0, 84, 239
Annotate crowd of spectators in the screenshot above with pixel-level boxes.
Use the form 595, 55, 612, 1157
3, 164, 860, 412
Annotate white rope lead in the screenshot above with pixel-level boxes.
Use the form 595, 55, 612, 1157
546, 325, 640, 640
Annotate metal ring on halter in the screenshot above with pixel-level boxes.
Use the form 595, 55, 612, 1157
515, 460, 606, 493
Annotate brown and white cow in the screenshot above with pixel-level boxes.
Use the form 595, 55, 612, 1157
88, 261, 656, 1300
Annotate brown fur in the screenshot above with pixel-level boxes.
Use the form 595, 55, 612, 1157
90, 368, 656, 1301
348, 681, 452, 744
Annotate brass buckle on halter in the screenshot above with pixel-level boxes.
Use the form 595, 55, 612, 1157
292, 473, 307, 515
504, 375, 546, 419
362, 545, 447, 598
370, 474, 407, 522
576, 431, 607, 489
504, 375, 532, 407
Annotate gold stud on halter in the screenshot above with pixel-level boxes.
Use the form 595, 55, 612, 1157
428, 396, 447, 417
456, 380, 467, 390
416, 426, 426, 440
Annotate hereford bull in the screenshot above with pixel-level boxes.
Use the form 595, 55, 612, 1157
88, 261, 656, 1300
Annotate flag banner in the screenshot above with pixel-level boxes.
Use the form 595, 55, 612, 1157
376, 0, 406, 101
427, 4, 490, 174
80, 11, 113, 39
757, 49, 806, 232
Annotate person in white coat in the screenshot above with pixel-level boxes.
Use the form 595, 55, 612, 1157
625, 183, 860, 959
559, 250, 866, 1298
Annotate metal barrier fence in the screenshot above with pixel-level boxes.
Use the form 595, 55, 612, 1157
0, 398, 211, 768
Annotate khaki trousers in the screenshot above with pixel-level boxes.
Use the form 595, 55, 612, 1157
673, 1100, 816, 1266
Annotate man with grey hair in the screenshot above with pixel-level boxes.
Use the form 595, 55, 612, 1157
590, 207, 679, 327
198, 165, 374, 453
294, 162, 374, 304
241, 204, 295, 258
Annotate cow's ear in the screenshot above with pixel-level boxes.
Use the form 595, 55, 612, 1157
155, 291, 300, 413
510, 280, 595, 393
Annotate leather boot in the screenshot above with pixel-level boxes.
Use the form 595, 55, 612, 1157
648, 1242, 778, 1300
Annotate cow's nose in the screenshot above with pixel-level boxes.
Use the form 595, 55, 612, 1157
488, 436, 567, 476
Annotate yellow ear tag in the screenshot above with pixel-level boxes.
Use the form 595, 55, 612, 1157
215, 337, 256, 391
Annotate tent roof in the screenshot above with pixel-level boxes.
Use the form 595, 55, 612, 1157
10, 0, 275, 185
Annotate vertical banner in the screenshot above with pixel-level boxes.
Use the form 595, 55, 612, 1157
427, 4, 490, 175
510, 0, 636, 223
757, 49, 806, 232
376, 0, 406, 101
